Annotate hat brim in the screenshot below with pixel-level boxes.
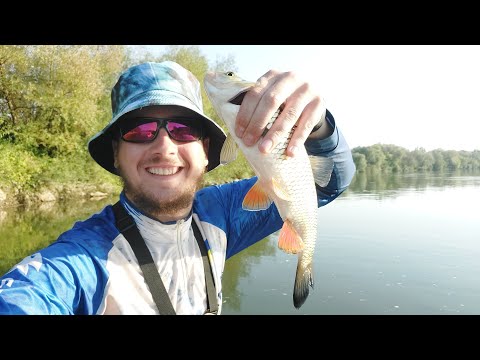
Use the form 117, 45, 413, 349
88, 90, 226, 175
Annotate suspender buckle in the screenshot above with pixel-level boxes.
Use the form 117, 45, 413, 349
204, 309, 218, 315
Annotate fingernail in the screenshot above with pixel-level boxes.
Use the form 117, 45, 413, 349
236, 126, 245, 137
244, 134, 255, 146
289, 145, 298, 156
259, 139, 273, 153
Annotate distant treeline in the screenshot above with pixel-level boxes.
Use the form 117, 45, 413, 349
352, 144, 480, 172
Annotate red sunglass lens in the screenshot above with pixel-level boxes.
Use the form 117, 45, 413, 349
122, 122, 158, 142
166, 122, 201, 141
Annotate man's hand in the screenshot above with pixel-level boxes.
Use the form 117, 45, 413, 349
235, 69, 329, 157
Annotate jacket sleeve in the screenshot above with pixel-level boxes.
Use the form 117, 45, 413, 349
0, 244, 85, 314
305, 109, 356, 207
0, 213, 114, 315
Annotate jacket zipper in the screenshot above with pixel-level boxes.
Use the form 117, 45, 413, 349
176, 219, 189, 291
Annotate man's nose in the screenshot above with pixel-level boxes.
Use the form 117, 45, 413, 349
150, 128, 177, 151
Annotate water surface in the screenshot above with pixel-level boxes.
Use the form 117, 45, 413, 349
2, 172, 479, 314
221, 172, 480, 314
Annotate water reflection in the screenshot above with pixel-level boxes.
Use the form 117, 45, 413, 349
0, 196, 116, 275
222, 238, 276, 311
345, 170, 480, 199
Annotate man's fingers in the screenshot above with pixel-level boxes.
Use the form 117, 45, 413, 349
243, 89, 289, 146
240, 71, 302, 147
235, 71, 278, 139
258, 87, 310, 154
286, 96, 325, 157
235, 69, 325, 155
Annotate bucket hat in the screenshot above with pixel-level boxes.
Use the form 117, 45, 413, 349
88, 61, 226, 175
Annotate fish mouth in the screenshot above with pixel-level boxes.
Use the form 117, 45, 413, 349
228, 89, 250, 105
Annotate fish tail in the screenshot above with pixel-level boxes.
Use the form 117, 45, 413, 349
293, 260, 314, 309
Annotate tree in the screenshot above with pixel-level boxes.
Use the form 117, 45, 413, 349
0, 45, 128, 157
0, 45, 29, 140
366, 144, 387, 171
352, 153, 367, 172
0, 45, 129, 192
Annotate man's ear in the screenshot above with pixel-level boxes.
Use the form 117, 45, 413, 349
202, 138, 210, 167
112, 140, 119, 169
202, 138, 210, 155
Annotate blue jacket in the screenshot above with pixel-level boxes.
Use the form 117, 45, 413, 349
0, 112, 355, 314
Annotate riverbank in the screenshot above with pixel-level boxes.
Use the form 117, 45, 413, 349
0, 175, 235, 210
0, 182, 121, 209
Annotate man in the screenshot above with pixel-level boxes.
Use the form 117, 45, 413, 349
0, 61, 355, 314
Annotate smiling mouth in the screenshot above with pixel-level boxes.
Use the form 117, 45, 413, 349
147, 167, 181, 176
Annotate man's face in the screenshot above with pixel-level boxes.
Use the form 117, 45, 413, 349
113, 106, 210, 222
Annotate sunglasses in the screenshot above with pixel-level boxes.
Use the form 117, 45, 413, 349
119, 117, 204, 143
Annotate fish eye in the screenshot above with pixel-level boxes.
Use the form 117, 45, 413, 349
226, 72, 234, 76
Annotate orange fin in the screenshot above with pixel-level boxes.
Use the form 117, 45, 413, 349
242, 180, 273, 211
278, 219, 304, 254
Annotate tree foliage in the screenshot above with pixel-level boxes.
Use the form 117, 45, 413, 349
352, 144, 480, 173
0, 45, 128, 157
0, 45, 129, 192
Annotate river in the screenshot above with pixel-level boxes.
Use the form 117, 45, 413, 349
1, 171, 479, 314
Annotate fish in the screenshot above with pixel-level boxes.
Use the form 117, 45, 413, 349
203, 70, 334, 308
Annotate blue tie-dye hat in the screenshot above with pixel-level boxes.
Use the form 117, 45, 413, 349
88, 61, 227, 175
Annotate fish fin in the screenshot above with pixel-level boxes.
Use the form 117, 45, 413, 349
220, 134, 238, 164
278, 219, 304, 254
271, 178, 292, 201
309, 156, 334, 187
293, 260, 314, 309
242, 180, 273, 211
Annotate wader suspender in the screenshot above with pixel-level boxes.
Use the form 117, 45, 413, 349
112, 201, 218, 315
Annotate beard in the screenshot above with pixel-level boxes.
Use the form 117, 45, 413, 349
119, 169, 206, 221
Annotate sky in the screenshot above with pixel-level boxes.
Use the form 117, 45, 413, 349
139, 45, 480, 152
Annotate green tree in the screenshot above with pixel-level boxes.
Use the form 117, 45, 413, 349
365, 144, 387, 171
0, 45, 128, 192
0, 45, 30, 141
352, 144, 480, 173
444, 150, 461, 170
431, 150, 445, 171
352, 152, 367, 172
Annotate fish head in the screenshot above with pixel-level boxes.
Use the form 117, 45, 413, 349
204, 71, 256, 129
